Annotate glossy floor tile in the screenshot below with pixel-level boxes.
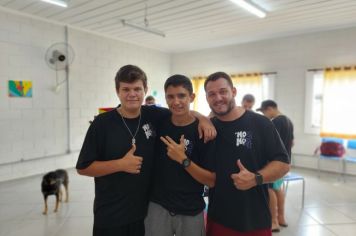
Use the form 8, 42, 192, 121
1, 168, 356, 236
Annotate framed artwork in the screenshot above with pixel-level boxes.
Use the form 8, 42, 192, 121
8, 80, 32, 97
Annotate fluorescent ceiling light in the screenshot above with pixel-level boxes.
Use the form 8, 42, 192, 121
230, 0, 266, 18
41, 0, 68, 8
121, 20, 166, 37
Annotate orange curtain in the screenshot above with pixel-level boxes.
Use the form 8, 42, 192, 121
320, 66, 356, 139
231, 73, 263, 106
191, 73, 263, 115
231, 73, 262, 85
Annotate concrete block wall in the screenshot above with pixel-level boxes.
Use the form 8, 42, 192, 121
1, 8, 356, 181
0, 11, 68, 172
67, 29, 170, 151
0, 10, 170, 181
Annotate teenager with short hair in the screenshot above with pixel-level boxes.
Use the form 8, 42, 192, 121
76, 65, 215, 236
145, 74, 216, 236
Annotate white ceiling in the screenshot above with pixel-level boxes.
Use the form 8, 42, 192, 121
1, 0, 356, 53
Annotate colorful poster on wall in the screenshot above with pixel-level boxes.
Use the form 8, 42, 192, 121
8, 80, 33, 97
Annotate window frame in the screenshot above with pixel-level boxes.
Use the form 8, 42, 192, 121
304, 70, 323, 134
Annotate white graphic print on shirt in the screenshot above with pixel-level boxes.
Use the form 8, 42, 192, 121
142, 123, 155, 139
235, 131, 252, 149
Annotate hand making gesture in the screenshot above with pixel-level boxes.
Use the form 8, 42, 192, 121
160, 135, 187, 163
231, 159, 256, 190
120, 144, 143, 174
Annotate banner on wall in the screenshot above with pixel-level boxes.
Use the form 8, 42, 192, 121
8, 80, 33, 97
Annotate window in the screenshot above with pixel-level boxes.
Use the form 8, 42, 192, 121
191, 73, 275, 116
305, 67, 356, 139
304, 70, 323, 134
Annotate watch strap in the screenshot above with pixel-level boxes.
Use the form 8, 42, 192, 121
255, 172, 263, 186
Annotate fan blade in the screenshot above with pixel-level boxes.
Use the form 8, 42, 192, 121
52, 50, 66, 62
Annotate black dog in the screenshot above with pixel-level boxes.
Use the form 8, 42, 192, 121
41, 169, 69, 215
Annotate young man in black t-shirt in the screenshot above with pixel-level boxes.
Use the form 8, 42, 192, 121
76, 65, 216, 236
204, 72, 290, 236
257, 99, 294, 232
145, 75, 216, 236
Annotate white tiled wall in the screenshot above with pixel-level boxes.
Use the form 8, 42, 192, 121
0, 10, 170, 181
171, 27, 356, 174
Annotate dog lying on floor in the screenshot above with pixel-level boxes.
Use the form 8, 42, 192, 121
41, 169, 69, 215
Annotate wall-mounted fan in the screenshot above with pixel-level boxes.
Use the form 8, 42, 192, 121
45, 42, 75, 92
45, 42, 74, 70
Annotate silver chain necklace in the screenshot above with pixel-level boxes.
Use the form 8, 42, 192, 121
119, 109, 141, 145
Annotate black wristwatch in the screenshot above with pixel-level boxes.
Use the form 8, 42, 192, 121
182, 158, 191, 168
255, 172, 263, 186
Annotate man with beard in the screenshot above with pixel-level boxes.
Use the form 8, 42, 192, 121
204, 72, 290, 236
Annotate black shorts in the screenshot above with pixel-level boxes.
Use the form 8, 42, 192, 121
93, 219, 144, 236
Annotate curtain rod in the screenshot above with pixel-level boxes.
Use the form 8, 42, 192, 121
307, 68, 323, 72
261, 72, 277, 75
230, 71, 277, 76
193, 71, 277, 78
308, 66, 356, 72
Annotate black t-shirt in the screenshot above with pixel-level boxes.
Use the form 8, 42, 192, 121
272, 115, 294, 158
150, 118, 215, 216
76, 105, 170, 228
208, 110, 289, 232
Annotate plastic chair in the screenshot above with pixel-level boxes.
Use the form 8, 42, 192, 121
283, 172, 305, 208
343, 140, 356, 177
317, 137, 345, 180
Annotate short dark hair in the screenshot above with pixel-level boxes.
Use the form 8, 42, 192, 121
145, 95, 155, 102
242, 94, 255, 103
204, 71, 233, 91
115, 65, 147, 90
164, 74, 193, 95
256, 99, 278, 111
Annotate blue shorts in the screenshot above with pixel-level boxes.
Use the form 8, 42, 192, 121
268, 178, 284, 190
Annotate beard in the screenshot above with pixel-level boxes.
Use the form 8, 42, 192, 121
210, 98, 236, 117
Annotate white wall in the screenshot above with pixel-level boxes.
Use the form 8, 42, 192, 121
0, 10, 170, 181
171, 27, 356, 173
2, 8, 356, 181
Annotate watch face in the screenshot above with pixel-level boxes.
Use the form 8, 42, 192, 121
182, 158, 191, 168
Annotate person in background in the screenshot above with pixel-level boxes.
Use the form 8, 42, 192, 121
257, 99, 294, 232
145, 74, 216, 236
76, 65, 215, 236
241, 94, 255, 110
145, 95, 156, 105
204, 72, 290, 236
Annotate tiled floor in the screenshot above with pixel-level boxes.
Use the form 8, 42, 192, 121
1, 168, 356, 236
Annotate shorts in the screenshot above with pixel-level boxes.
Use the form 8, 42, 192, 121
206, 218, 271, 236
145, 202, 205, 236
268, 178, 284, 190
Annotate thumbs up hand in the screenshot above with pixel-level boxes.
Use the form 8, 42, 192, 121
230, 159, 256, 190
121, 144, 143, 174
